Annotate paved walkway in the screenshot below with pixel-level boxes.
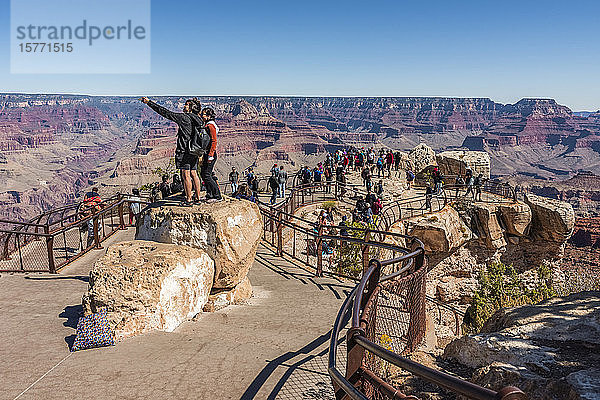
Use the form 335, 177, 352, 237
0, 228, 352, 400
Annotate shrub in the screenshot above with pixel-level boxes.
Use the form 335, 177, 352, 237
464, 262, 556, 333
333, 221, 377, 278
322, 200, 337, 212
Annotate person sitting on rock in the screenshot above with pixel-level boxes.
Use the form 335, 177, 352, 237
170, 173, 184, 197
159, 175, 172, 199
140, 97, 203, 206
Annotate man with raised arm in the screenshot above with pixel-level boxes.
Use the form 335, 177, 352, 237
140, 97, 203, 206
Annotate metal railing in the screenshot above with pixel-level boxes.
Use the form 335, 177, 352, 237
0, 194, 150, 273
257, 179, 525, 399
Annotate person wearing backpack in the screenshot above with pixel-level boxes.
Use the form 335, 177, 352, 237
199, 107, 222, 201
141, 97, 203, 206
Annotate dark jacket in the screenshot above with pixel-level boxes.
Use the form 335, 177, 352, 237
146, 100, 204, 156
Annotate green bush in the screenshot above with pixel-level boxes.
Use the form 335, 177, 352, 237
333, 221, 377, 278
464, 262, 556, 333
322, 200, 338, 212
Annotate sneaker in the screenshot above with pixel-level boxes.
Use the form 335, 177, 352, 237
207, 197, 223, 203
181, 200, 193, 207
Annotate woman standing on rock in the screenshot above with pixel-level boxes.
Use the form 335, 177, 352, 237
199, 107, 222, 202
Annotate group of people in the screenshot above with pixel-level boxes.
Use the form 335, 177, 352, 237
140, 97, 222, 205
326, 147, 405, 177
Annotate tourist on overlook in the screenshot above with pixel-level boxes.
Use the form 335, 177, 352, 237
372, 197, 383, 216
361, 166, 371, 188
376, 156, 385, 177
128, 188, 142, 225
159, 175, 171, 199
465, 169, 474, 198
229, 167, 239, 195
386, 151, 394, 177
278, 165, 288, 198
394, 151, 402, 171
249, 175, 259, 199
170, 173, 184, 196
406, 168, 415, 190
140, 97, 204, 206
375, 180, 383, 197
82, 187, 103, 247
199, 107, 222, 202
324, 165, 333, 193
268, 174, 279, 204
474, 173, 483, 201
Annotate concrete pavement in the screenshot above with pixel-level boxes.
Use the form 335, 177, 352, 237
0, 228, 352, 400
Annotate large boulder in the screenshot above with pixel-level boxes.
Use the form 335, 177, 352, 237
525, 193, 575, 243
436, 150, 491, 179
472, 203, 507, 249
203, 276, 252, 312
404, 206, 472, 260
408, 143, 436, 173
498, 202, 531, 237
136, 198, 261, 289
444, 291, 600, 400
82, 241, 214, 340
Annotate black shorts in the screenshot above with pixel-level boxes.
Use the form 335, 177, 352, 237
176, 153, 199, 170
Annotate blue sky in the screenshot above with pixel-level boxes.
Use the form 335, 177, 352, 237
1, 0, 599, 110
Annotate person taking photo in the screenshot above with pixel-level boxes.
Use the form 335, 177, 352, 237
140, 97, 203, 206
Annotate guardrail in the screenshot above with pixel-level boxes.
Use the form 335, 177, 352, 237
257, 179, 525, 399
0, 194, 150, 273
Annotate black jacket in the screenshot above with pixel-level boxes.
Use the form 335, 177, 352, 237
146, 100, 204, 155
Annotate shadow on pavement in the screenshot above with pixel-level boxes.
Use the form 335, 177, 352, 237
59, 304, 82, 349
25, 275, 89, 283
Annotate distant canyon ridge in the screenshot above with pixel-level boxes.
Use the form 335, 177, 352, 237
1, 93, 599, 222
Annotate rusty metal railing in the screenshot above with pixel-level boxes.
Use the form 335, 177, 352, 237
0, 194, 151, 272
257, 179, 525, 399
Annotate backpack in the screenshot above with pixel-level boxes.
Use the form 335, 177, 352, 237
188, 116, 211, 157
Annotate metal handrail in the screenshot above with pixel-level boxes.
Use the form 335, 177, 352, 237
256, 179, 525, 399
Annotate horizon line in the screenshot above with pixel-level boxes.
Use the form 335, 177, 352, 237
0, 91, 598, 111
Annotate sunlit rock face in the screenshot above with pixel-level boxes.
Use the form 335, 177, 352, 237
82, 241, 214, 340
136, 197, 262, 289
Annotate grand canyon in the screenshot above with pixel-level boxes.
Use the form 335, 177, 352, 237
1, 93, 600, 223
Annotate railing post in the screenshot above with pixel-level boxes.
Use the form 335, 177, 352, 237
118, 201, 125, 230
316, 224, 323, 277
277, 210, 283, 256
361, 230, 370, 273
44, 225, 56, 274
93, 215, 101, 249
344, 262, 381, 397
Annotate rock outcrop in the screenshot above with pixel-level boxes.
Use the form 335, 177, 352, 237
82, 241, 214, 339
403, 206, 472, 262
525, 193, 575, 244
436, 150, 491, 179
408, 143, 436, 173
444, 291, 600, 400
136, 197, 262, 289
